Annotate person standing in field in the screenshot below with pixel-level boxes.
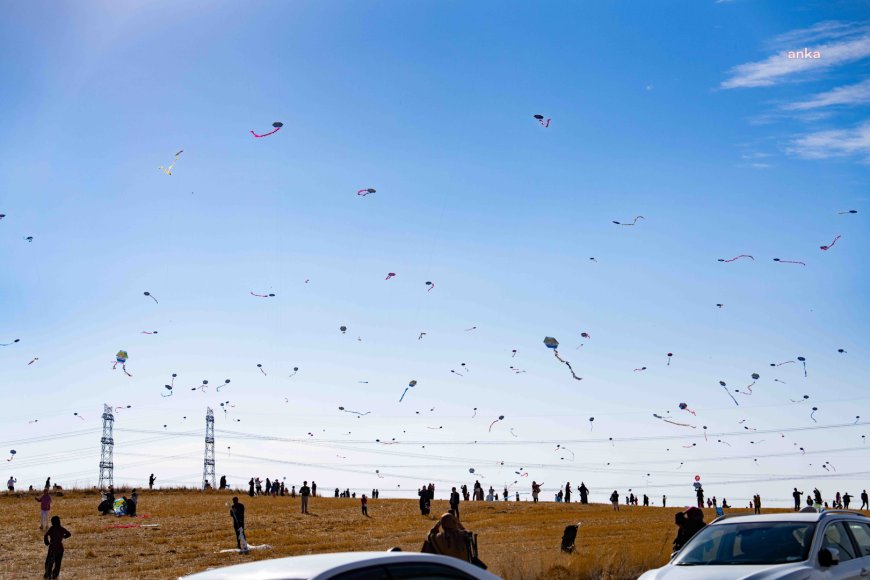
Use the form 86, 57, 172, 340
361, 494, 368, 517
7, 476, 16, 492
643, 494, 649, 507
43, 515, 70, 579
300, 481, 311, 514
229, 497, 246, 552
450, 487, 460, 519
148, 473, 155, 490
861, 490, 869, 510
754, 494, 762, 514
564, 482, 571, 504
662, 495, 667, 507
578, 482, 589, 504
312, 481, 317, 497
844, 492, 853, 509
610, 490, 620, 511
695, 486, 704, 509
461, 484, 469, 501
793, 488, 803, 511
531, 481, 542, 503
36, 489, 51, 529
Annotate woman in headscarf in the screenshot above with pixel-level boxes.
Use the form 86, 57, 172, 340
422, 513, 472, 562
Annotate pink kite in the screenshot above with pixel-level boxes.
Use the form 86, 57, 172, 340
718, 255, 754, 263
250, 121, 283, 138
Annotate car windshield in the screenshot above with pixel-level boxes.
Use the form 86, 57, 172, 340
674, 522, 816, 566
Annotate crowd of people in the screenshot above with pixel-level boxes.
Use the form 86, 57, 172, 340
16, 472, 870, 575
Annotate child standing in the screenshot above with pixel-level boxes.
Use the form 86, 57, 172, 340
36, 489, 51, 529
43, 515, 70, 579
361, 494, 368, 516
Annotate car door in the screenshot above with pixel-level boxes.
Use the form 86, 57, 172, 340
820, 521, 864, 579
844, 521, 870, 577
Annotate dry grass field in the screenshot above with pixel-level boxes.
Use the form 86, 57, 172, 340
0, 488, 768, 579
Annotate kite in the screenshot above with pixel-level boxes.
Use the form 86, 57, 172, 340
717, 439, 731, 446
678, 402, 696, 416
633, 366, 647, 372
542, 337, 582, 381
838, 210, 858, 214
720, 381, 739, 406
667, 352, 673, 366
74, 412, 85, 420
357, 188, 376, 196
717, 255, 753, 263
533, 114, 550, 127
385, 272, 396, 280
1, 338, 20, 346
338, 406, 371, 417
510, 427, 519, 437
653, 413, 694, 428
113, 350, 131, 377
702, 425, 708, 441
114, 405, 132, 413
340, 325, 347, 334
790, 395, 810, 403
257, 364, 266, 376
399, 380, 417, 402
289, 366, 299, 377
158, 150, 183, 175
511, 349, 517, 357
451, 369, 464, 377
555, 444, 575, 461
489, 415, 505, 432
770, 360, 795, 367
589, 257, 598, 262
143, 291, 158, 304
250, 121, 283, 138
855, 416, 861, 424
810, 407, 818, 423
509, 366, 526, 373
612, 216, 644, 226
820, 235, 841, 251
418, 332, 426, 340
6, 450, 15, 461
773, 258, 806, 266
682, 443, 697, 448
250, 292, 276, 298
838, 348, 847, 354
27, 357, 38, 365
425, 281, 435, 292
427, 426, 443, 430
192, 379, 209, 392
716, 303, 724, 308
375, 470, 384, 478
465, 326, 477, 331
23, 236, 33, 242
588, 417, 594, 431
580, 332, 591, 339
161, 385, 173, 397
216, 379, 231, 392
472, 407, 477, 418
797, 356, 807, 377
0, 213, 4, 219
140, 330, 158, 335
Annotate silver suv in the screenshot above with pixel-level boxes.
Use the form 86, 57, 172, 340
639, 510, 870, 579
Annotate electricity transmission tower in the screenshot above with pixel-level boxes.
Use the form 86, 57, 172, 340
202, 407, 215, 489
98, 404, 114, 490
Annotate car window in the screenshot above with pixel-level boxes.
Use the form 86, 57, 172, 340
329, 565, 391, 580
822, 522, 857, 561
674, 522, 816, 566
383, 562, 476, 579
846, 522, 870, 557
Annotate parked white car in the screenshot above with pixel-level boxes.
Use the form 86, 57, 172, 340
639, 510, 870, 579
180, 551, 502, 580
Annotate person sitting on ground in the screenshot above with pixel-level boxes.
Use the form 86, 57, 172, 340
422, 513, 472, 563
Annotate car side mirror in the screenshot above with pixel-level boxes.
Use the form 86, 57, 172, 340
819, 547, 840, 567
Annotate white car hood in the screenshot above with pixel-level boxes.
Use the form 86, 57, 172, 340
640, 563, 812, 580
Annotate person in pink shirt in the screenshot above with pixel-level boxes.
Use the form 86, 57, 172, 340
36, 489, 51, 529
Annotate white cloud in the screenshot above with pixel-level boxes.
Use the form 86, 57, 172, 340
786, 120, 870, 162
783, 78, 870, 110
721, 37, 870, 89
770, 21, 870, 48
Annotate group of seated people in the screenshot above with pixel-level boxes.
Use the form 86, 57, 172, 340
97, 488, 138, 517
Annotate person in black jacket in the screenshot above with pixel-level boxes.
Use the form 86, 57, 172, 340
230, 497, 245, 550
793, 488, 803, 511
449, 487, 461, 519
43, 515, 71, 579
578, 482, 589, 504
564, 482, 571, 504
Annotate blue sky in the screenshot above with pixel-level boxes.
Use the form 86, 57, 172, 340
1, 0, 868, 506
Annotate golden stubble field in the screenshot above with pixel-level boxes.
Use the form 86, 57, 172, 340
0, 489, 766, 579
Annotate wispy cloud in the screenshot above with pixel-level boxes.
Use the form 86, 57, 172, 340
783, 78, 870, 110
786, 120, 870, 162
721, 21, 870, 89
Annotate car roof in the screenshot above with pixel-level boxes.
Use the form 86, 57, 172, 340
180, 551, 497, 580
711, 511, 870, 525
